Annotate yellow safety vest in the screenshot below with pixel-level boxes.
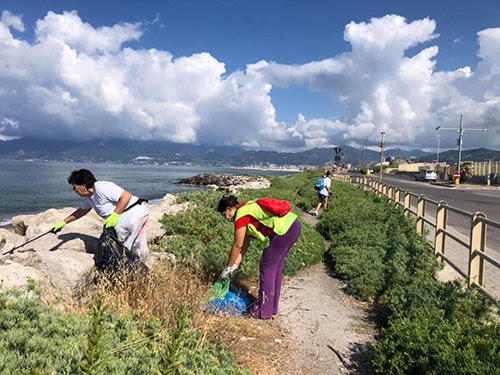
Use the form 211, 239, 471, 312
235, 200, 297, 247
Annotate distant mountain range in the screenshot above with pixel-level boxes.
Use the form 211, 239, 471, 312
420, 148, 500, 163
0, 138, 498, 166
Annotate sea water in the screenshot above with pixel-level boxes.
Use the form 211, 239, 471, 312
0, 160, 294, 226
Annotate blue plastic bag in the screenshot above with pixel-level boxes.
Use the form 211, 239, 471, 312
204, 284, 250, 316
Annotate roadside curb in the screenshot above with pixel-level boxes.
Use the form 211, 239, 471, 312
430, 182, 500, 191
429, 182, 457, 189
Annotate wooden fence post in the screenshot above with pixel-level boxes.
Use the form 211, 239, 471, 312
435, 201, 448, 262
404, 191, 411, 217
469, 212, 487, 287
395, 188, 401, 206
388, 186, 394, 201
416, 194, 426, 235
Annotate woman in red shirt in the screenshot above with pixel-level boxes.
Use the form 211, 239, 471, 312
217, 195, 301, 319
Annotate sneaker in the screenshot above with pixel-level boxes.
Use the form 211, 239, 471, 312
313, 210, 318, 216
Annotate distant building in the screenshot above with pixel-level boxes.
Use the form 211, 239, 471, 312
390, 158, 409, 166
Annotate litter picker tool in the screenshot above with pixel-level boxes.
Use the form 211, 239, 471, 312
1, 230, 52, 256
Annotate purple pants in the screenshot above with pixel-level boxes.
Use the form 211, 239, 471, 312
249, 219, 302, 319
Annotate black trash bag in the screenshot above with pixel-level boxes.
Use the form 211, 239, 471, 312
95, 227, 139, 271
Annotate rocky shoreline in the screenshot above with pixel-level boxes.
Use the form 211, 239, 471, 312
178, 173, 271, 191
0, 174, 269, 295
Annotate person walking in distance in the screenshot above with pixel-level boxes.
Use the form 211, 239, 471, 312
314, 171, 331, 216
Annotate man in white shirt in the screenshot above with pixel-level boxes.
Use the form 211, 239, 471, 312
51, 169, 151, 269
314, 171, 331, 216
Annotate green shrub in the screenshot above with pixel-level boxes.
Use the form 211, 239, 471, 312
372, 307, 500, 375
157, 173, 325, 281
0, 289, 248, 374
316, 179, 500, 374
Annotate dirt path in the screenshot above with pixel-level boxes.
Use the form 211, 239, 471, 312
276, 214, 377, 374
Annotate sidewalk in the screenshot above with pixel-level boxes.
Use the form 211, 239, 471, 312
430, 181, 500, 190
423, 219, 500, 300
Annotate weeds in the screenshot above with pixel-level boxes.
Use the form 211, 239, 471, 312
79, 297, 107, 374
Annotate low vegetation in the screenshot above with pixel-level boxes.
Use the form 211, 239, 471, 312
5, 171, 496, 374
0, 172, 325, 374
318, 180, 500, 374
154, 172, 325, 282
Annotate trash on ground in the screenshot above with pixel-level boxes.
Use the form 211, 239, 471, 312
204, 283, 250, 316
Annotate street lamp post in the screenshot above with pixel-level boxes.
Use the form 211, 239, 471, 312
436, 133, 440, 165
436, 115, 488, 185
436, 132, 441, 180
379, 132, 386, 182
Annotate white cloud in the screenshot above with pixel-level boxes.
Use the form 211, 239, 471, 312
1, 10, 24, 32
254, 15, 500, 150
0, 11, 499, 151
35, 11, 142, 54
453, 38, 461, 44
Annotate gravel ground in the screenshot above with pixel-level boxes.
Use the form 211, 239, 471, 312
276, 214, 378, 374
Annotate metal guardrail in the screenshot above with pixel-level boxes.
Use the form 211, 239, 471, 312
333, 173, 500, 301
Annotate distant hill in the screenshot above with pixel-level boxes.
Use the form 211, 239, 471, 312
0, 138, 244, 164
421, 148, 500, 163
1, 138, 497, 166
384, 149, 434, 159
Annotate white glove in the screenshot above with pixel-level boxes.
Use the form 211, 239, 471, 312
220, 264, 239, 280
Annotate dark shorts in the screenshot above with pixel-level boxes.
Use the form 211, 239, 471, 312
318, 193, 328, 203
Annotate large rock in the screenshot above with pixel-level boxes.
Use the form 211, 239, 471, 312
11, 214, 35, 236
24, 208, 103, 254
0, 261, 42, 290
0, 228, 23, 253
1, 250, 94, 295
1, 207, 102, 294
0, 193, 187, 294
147, 194, 189, 239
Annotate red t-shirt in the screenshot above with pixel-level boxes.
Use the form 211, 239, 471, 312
234, 201, 275, 237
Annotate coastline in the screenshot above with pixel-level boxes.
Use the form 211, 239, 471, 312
228, 166, 301, 172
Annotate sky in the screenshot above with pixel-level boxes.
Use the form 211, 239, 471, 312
0, 0, 499, 152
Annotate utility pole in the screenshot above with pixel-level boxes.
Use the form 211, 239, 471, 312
363, 136, 368, 168
436, 133, 440, 165
436, 115, 488, 185
436, 132, 441, 180
457, 115, 464, 179
379, 132, 386, 182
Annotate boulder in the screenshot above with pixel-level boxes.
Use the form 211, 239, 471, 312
0, 261, 42, 290
11, 214, 35, 236
0, 228, 23, 253
147, 194, 189, 239
23, 208, 103, 254
1, 249, 94, 295
1, 208, 101, 294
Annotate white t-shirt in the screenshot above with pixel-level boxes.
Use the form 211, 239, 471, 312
319, 177, 331, 196
80, 181, 138, 219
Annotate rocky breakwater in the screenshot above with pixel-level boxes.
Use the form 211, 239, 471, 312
179, 173, 271, 192
0, 194, 188, 295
